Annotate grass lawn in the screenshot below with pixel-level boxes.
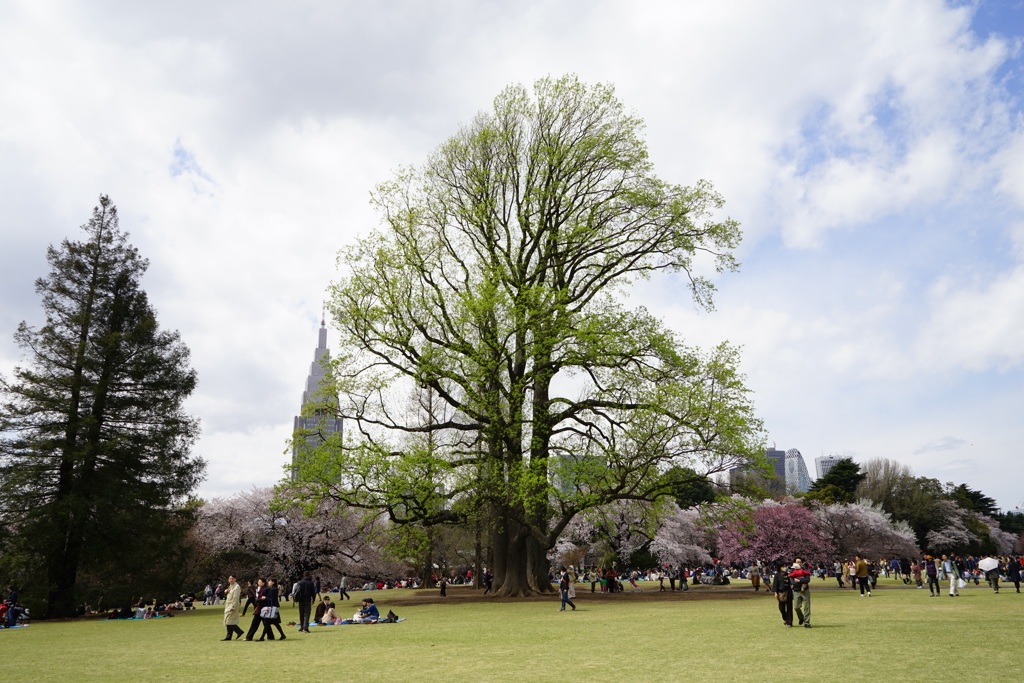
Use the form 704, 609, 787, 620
2, 577, 1020, 682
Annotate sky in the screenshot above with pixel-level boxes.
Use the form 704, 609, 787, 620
2, 0, 1023, 510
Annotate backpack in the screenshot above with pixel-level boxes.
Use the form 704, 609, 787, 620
379, 609, 399, 624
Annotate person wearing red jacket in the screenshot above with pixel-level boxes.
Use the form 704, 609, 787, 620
789, 560, 813, 628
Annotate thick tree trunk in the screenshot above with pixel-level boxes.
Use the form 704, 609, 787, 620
492, 529, 531, 597
526, 536, 555, 593
490, 509, 509, 593
420, 529, 435, 588
473, 524, 482, 589
489, 517, 556, 597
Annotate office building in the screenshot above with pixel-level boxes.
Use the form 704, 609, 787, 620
814, 454, 844, 480
291, 317, 343, 479
785, 448, 812, 493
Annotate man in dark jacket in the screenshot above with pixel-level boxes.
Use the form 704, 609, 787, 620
314, 595, 331, 625
4, 586, 18, 628
771, 564, 793, 627
789, 560, 812, 628
294, 572, 317, 633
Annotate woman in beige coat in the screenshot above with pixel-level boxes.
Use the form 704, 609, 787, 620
222, 575, 244, 640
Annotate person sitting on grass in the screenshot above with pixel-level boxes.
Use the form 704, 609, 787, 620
314, 595, 331, 625
323, 602, 340, 624
353, 598, 379, 623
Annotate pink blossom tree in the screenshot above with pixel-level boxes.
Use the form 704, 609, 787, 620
716, 502, 834, 565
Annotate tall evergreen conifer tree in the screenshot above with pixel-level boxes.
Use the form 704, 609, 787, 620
0, 196, 203, 617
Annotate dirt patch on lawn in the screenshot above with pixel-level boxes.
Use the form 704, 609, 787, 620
340, 585, 773, 608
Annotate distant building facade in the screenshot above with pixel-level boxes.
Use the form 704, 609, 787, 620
291, 319, 343, 480
814, 454, 843, 480
766, 447, 787, 481
729, 447, 788, 493
785, 448, 812, 493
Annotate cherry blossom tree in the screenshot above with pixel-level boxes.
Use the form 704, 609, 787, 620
716, 501, 834, 565
546, 500, 667, 567
650, 503, 713, 565
925, 500, 977, 552
197, 487, 402, 582
814, 500, 919, 560
972, 513, 1017, 555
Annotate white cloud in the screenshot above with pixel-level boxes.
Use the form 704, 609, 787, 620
914, 436, 967, 454
2, 0, 1023, 507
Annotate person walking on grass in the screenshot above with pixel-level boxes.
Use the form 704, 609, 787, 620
941, 555, 960, 597
1007, 556, 1021, 593
771, 563, 793, 627
241, 580, 256, 617
259, 579, 286, 641
558, 569, 576, 611
789, 560, 812, 629
294, 572, 316, 633
981, 555, 1001, 594
244, 579, 267, 641
748, 562, 761, 592
854, 556, 871, 597
221, 575, 244, 641
339, 574, 350, 601
911, 560, 923, 588
924, 556, 940, 596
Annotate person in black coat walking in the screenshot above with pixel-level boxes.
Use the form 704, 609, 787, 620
558, 570, 576, 611
1007, 556, 1021, 593
259, 579, 286, 641
294, 572, 316, 633
244, 579, 267, 641
771, 564, 793, 627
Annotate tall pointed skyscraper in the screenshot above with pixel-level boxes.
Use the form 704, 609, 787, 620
785, 448, 812, 493
291, 316, 343, 480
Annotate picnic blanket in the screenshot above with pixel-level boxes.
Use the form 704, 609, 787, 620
301, 618, 406, 626
0, 624, 29, 630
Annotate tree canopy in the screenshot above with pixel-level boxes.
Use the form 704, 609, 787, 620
290, 75, 763, 596
807, 458, 864, 502
0, 197, 203, 616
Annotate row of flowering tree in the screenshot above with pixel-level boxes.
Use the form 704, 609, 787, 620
549, 497, 939, 568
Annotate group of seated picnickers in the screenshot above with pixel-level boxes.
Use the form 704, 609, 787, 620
0, 602, 28, 627
311, 597, 396, 625
106, 595, 195, 620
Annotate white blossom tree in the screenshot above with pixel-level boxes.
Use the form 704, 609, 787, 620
649, 503, 713, 565
814, 500, 919, 559
197, 488, 402, 582
925, 500, 977, 552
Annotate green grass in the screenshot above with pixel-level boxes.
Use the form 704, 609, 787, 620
3, 578, 1020, 682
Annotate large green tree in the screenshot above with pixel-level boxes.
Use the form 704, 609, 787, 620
0, 196, 203, 617
292, 76, 762, 596
807, 458, 864, 503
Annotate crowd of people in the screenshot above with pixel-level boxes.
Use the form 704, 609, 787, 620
9, 550, 1015, 636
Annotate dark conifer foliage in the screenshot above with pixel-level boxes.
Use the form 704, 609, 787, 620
0, 196, 203, 618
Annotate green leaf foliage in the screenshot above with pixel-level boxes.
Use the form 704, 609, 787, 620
291, 76, 763, 596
